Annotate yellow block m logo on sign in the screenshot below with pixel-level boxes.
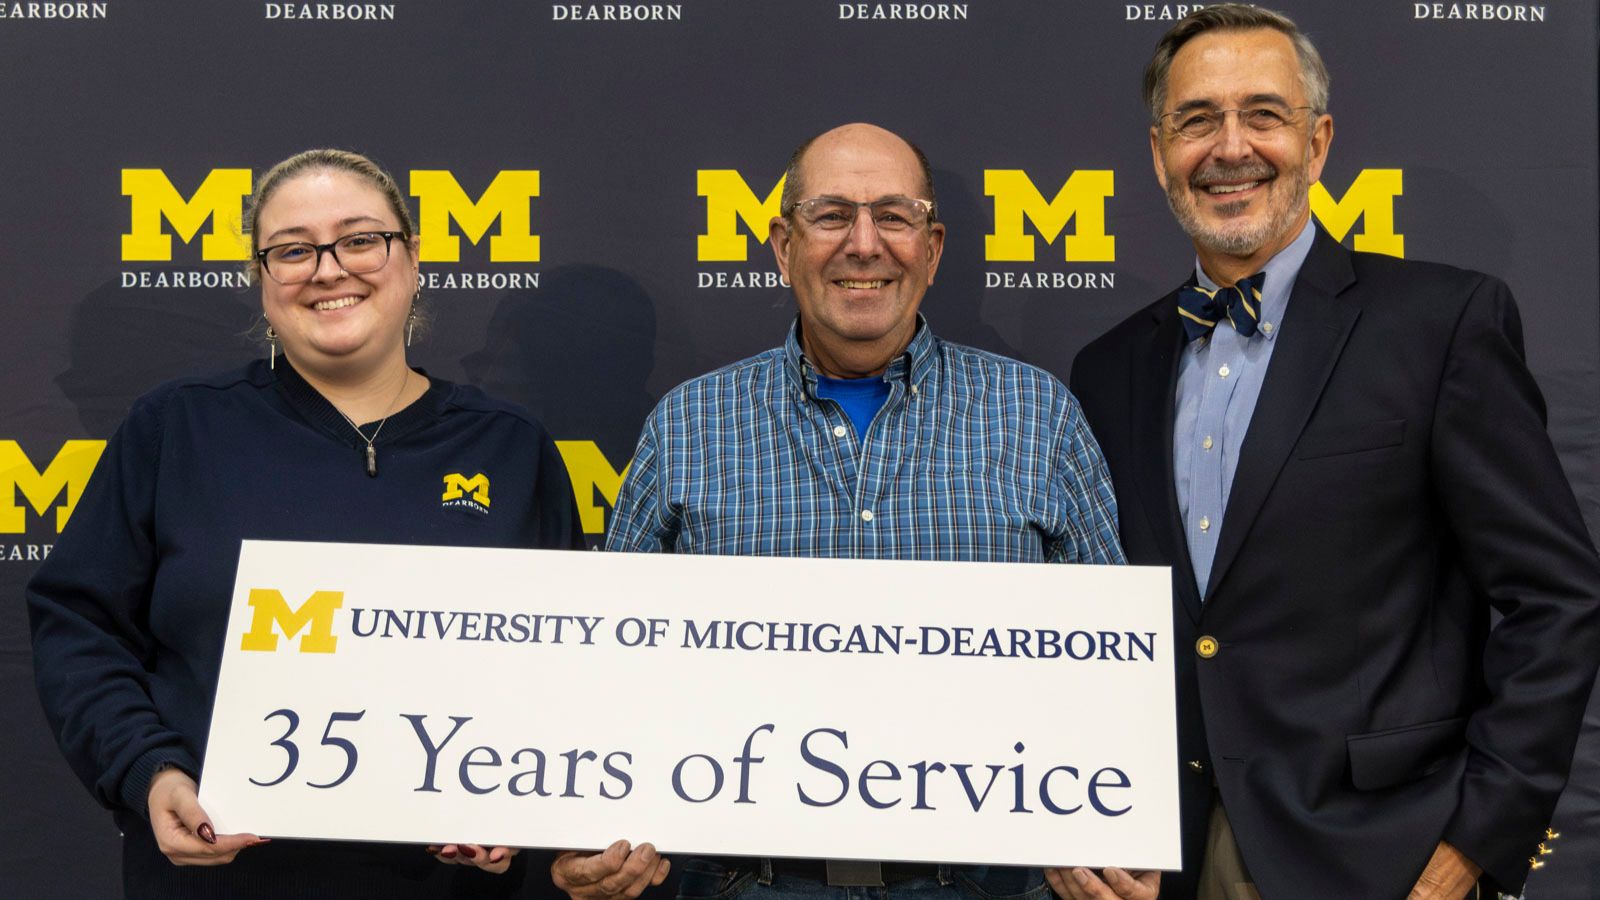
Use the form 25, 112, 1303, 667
985, 170, 1116, 262
121, 169, 252, 261
697, 171, 784, 262
1311, 169, 1404, 258
411, 170, 541, 262
442, 473, 491, 507
0, 440, 106, 534
239, 589, 344, 653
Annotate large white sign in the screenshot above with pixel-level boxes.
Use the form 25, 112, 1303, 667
201, 541, 1180, 870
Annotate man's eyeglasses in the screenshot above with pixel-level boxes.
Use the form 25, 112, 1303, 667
1160, 104, 1315, 141
789, 197, 935, 237
255, 231, 408, 285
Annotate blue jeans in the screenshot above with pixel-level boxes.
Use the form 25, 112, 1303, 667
675, 858, 1050, 900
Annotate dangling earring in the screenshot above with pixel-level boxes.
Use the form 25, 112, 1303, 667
406, 293, 419, 348
266, 324, 278, 370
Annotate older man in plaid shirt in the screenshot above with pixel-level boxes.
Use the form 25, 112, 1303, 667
553, 124, 1150, 900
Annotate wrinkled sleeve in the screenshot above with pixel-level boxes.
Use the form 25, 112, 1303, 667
1430, 276, 1600, 893
27, 393, 196, 818
1049, 387, 1127, 566
603, 406, 677, 553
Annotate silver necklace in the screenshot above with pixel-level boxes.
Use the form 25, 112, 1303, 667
334, 372, 411, 477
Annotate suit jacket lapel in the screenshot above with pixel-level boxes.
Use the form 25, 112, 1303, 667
1204, 231, 1361, 603
1132, 296, 1204, 624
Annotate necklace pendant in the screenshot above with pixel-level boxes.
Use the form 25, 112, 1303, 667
365, 443, 377, 477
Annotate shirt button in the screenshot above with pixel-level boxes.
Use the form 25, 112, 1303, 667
860, 509, 875, 523
833, 425, 847, 438
1261, 322, 1274, 334
1202, 436, 1214, 451
1218, 364, 1231, 378
910, 384, 920, 395
1196, 636, 1219, 658
1199, 516, 1211, 532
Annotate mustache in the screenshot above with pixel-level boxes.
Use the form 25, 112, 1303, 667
1190, 161, 1278, 187
827, 270, 901, 280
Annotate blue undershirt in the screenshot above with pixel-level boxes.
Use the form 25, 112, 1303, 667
815, 373, 891, 439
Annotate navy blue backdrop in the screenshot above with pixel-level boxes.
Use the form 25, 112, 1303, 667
1, 1, 1596, 895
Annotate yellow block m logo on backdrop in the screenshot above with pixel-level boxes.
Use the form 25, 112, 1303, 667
239, 589, 344, 653
411, 170, 541, 262
556, 441, 629, 535
697, 171, 784, 262
985, 170, 1116, 262
121, 169, 252, 261
1311, 169, 1404, 258
0, 440, 106, 534
441, 473, 491, 507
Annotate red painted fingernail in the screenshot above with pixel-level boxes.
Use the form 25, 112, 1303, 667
459, 845, 478, 859
426, 847, 440, 855
441, 849, 457, 859
197, 823, 216, 844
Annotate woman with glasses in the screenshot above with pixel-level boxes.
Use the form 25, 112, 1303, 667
27, 149, 582, 898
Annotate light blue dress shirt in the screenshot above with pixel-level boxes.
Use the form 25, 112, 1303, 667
1174, 220, 1316, 596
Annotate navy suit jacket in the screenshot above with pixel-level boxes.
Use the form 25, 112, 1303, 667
1070, 228, 1600, 898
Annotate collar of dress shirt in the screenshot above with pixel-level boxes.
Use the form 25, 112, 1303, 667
783, 314, 937, 399
1191, 218, 1318, 348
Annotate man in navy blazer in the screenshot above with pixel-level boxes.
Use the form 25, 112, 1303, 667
1069, 5, 1600, 899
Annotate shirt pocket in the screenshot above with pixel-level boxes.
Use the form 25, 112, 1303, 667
1295, 417, 1407, 460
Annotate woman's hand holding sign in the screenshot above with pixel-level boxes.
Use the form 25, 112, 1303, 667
147, 768, 268, 866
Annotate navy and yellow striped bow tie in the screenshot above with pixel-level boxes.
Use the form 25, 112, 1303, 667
1177, 273, 1264, 342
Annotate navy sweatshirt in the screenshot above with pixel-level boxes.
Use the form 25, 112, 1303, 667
28, 360, 583, 898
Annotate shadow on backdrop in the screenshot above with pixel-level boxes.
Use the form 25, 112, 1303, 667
462, 265, 659, 462
462, 266, 660, 556
56, 276, 259, 435
918, 168, 1022, 363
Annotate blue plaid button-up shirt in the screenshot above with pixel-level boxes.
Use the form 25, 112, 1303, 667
605, 320, 1125, 564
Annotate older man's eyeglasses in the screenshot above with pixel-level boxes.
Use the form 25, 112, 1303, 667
1160, 104, 1314, 141
790, 197, 935, 237
256, 231, 408, 285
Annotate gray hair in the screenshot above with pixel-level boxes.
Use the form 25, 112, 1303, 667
1142, 3, 1330, 124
